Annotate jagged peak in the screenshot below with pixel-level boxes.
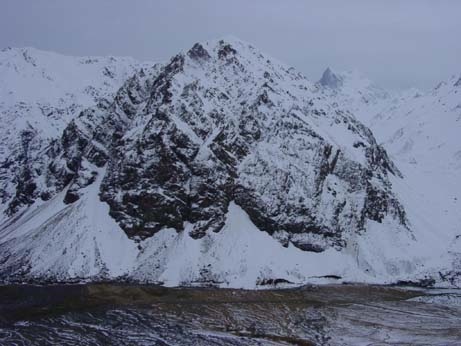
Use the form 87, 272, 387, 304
182, 38, 246, 64
155, 36, 304, 93
318, 67, 343, 89
203, 35, 255, 52
181, 36, 288, 69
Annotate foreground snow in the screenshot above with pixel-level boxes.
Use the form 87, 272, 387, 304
0, 166, 454, 288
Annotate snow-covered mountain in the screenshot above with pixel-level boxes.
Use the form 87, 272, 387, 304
0, 39, 459, 288
0, 47, 147, 157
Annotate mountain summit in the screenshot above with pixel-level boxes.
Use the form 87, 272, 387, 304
318, 67, 343, 89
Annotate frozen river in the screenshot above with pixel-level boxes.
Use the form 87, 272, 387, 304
0, 284, 460, 345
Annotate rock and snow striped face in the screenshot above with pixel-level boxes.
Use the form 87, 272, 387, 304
8, 38, 454, 287
22, 38, 406, 252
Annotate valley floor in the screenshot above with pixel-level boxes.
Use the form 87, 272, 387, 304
0, 284, 460, 345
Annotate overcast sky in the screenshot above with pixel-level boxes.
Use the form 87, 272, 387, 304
1, 0, 460, 90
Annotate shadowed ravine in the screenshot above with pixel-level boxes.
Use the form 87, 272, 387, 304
0, 284, 460, 345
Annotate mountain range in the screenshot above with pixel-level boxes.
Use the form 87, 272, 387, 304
0, 38, 459, 288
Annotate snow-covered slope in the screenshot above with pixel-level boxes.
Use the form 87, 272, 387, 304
0, 177, 430, 287
0, 166, 138, 280
371, 74, 461, 172
317, 68, 461, 287
0, 47, 146, 158
0, 40, 459, 288
316, 68, 461, 176
369, 75, 461, 286
0, 47, 153, 216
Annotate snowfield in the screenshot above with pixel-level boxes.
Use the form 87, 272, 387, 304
0, 172, 451, 288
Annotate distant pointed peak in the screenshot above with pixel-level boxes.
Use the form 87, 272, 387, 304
318, 67, 343, 89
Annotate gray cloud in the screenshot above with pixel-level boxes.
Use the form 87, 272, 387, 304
1, 0, 460, 89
